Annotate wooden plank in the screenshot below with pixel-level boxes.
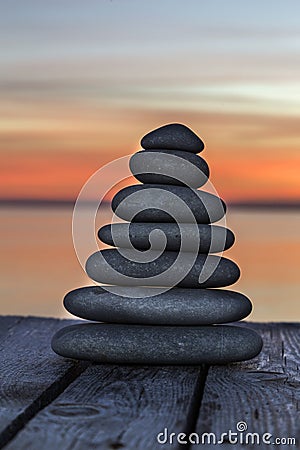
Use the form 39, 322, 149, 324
6, 364, 207, 450
193, 323, 300, 449
0, 316, 88, 448
0, 316, 23, 342
3, 319, 298, 449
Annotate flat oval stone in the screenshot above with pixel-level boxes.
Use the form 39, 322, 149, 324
112, 184, 226, 224
85, 249, 240, 288
129, 150, 209, 188
52, 323, 263, 364
141, 123, 204, 153
98, 223, 235, 253
64, 286, 252, 325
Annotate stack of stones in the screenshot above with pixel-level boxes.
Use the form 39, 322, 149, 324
52, 124, 263, 364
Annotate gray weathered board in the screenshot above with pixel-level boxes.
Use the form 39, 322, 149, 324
0, 316, 299, 449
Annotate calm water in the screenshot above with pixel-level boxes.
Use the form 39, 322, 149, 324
0, 206, 299, 322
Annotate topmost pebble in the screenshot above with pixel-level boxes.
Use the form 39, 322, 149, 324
141, 123, 205, 153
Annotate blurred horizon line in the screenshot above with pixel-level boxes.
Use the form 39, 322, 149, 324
1, 198, 300, 210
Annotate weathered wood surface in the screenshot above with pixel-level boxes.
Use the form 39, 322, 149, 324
0, 317, 299, 450
6, 365, 206, 450
0, 316, 87, 448
195, 322, 300, 449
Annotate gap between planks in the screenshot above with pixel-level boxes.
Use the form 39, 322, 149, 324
0, 316, 89, 448
4, 364, 208, 450
0, 316, 208, 450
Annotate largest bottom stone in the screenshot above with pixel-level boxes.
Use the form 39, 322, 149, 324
52, 324, 262, 364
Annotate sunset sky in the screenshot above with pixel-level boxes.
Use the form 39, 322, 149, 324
1, 0, 300, 202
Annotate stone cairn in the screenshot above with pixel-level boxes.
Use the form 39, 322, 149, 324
52, 123, 262, 364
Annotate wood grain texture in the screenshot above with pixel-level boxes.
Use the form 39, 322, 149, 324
194, 322, 300, 449
0, 316, 23, 342
6, 364, 206, 450
0, 316, 87, 448
1, 318, 299, 450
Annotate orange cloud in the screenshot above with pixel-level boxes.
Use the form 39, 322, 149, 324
1, 104, 300, 202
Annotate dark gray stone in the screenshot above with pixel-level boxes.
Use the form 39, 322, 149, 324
98, 223, 235, 253
64, 286, 252, 325
141, 123, 204, 153
51, 323, 263, 364
85, 249, 240, 288
129, 150, 209, 187
112, 184, 226, 223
